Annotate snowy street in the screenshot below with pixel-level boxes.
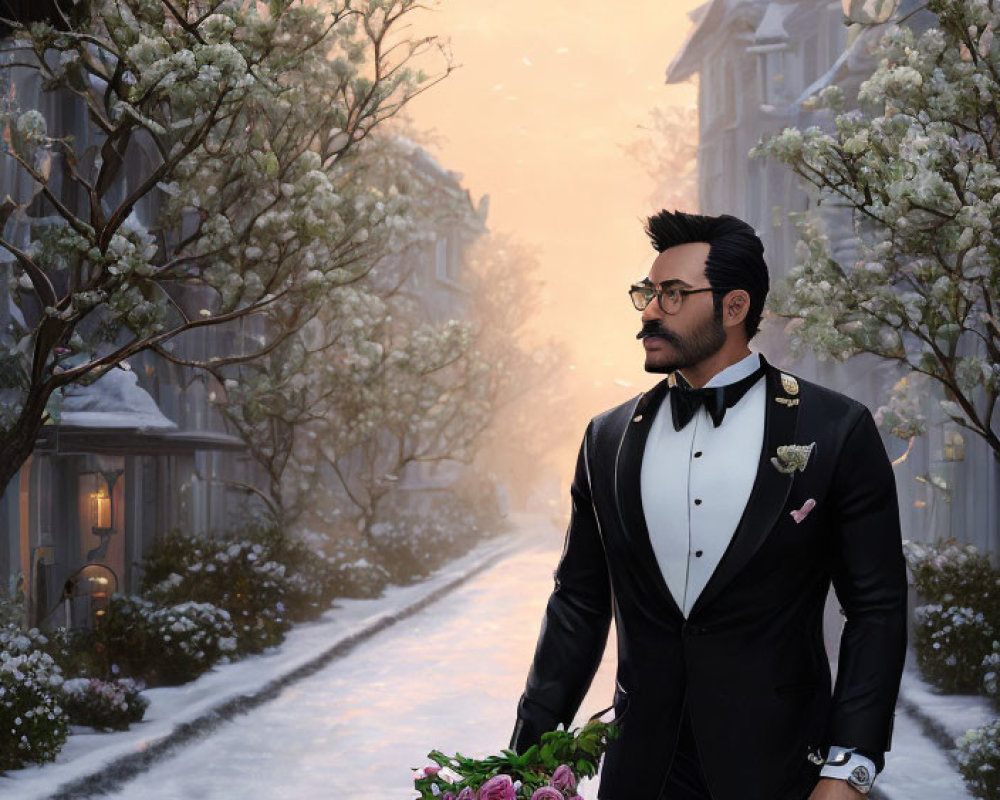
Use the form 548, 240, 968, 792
0, 515, 978, 800
91, 521, 617, 800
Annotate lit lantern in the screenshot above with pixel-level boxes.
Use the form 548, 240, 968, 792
842, 0, 899, 24
90, 488, 111, 531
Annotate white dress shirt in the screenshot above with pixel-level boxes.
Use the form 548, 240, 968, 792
638, 350, 878, 791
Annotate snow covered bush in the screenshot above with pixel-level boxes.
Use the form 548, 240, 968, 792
957, 718, 1000, 800
60, 677, 148, 731
905, 539, 1000, 692
40, 625, 103, 680
982, 641, 1000, 709
141, 530, 291, 655
369, 487, 505, 585
0, 625, 69, 770
905, 539, 1000, 619
93, 596, 237, 687
914, 604, 996, 692
332, 553, 392, 600
242, 527, 342, 623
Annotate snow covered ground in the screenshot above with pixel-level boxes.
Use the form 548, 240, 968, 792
873, 702, 976, 800
0, 512, 990, 800
92, 522, 617, 800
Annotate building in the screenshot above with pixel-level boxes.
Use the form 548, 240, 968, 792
0, 6, 488, 628
0, 27, 252, 626
666, 0, 999, 555
322, 139, 490, 522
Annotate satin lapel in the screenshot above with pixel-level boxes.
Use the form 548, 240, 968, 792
613, 374, 685, 620
687, 357, 802, 620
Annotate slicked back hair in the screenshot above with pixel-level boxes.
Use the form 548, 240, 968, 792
644, 210, 769, 341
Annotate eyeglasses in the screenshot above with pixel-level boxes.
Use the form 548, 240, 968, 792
628, 280, 734, 314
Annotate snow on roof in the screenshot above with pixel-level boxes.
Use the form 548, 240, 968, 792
60, 366, 178, 429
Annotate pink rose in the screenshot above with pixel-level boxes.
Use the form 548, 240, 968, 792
414, 766, 441, 780
442, 793, 457, 800
478, 774, 517, 800
550, 765, 577, 794
530, 787, 563, 800
457, 788, 475, 800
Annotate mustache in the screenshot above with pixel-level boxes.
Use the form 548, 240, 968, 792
636, 320, 675, 341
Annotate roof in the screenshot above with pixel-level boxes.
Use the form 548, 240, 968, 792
58, 367, 177, 430
667, 0, 770, 83
36, 426, 247, 455
37, 366, 246, 454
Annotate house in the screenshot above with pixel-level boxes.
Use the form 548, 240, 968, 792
0, 8, 489, 626
665, 0, 999, 556
0, 29, 252, 626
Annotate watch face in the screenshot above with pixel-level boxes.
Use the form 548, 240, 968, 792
849, 765, 872, 789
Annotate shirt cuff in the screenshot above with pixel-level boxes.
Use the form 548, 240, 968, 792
819, 746, 878, 792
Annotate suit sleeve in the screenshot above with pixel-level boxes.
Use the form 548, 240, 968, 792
825, 406, 908, 773
509, 420, 613, 754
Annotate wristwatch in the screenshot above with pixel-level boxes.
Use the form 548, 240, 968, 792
846, 763, 874, 795
817, 746, 876, 795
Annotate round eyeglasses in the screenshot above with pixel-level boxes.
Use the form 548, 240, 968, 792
628, 281, 734, 314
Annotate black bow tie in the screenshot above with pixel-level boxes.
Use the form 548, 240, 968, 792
669, 361, 767, 431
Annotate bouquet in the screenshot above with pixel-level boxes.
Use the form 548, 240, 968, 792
412, 718, 619, 800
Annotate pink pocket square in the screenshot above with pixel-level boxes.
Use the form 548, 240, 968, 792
790, 498, 816, 524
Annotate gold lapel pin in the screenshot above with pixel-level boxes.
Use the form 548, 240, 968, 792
780, 373, 799, 396
775, 397, 799, 407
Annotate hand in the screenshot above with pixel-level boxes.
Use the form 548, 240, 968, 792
807, 777, 868, 799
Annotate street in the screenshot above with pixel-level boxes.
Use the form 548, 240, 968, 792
75, 517, 973, 800
96, 524, 617, 800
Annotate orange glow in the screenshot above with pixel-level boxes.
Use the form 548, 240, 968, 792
91, 489, 111, 529
404, 1, 704, 469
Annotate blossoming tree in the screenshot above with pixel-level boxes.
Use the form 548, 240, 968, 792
188, 130, 483, 530
750, 0, 999, 459
0, 0, 449, 493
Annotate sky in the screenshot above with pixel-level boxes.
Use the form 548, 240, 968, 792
403, 0, 706, 448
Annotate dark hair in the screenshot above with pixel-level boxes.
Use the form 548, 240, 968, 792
643, 210, 769, 341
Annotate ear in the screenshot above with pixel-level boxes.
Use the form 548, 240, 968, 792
725, 290, 751, 325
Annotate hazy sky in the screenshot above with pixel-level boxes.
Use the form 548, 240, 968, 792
404, 0, 706, 422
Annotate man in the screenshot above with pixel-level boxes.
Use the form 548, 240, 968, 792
509, 211, 907, 800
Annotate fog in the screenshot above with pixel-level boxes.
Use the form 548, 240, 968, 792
404, 0, 704, 484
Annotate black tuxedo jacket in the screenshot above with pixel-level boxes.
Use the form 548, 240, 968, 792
509, 354, 908, 800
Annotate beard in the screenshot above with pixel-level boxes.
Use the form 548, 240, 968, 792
637, 309, 726, 374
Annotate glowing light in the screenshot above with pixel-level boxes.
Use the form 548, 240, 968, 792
90, 489, 111, 529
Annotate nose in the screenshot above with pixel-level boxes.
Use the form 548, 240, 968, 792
641, 297, 663, 325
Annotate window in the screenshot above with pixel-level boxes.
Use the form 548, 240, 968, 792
434, 234, 460, 282
435, 237, 448, 280
943, 428, 965, 461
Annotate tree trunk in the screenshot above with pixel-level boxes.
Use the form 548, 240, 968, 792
0, 386, 54, 497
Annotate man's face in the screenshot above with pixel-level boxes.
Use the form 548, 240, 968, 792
636, 242, 727, 374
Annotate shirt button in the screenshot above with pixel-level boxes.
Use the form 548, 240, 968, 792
694, 498, 702, 505
694, 451, 703, 457
695, 550, 703, 557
